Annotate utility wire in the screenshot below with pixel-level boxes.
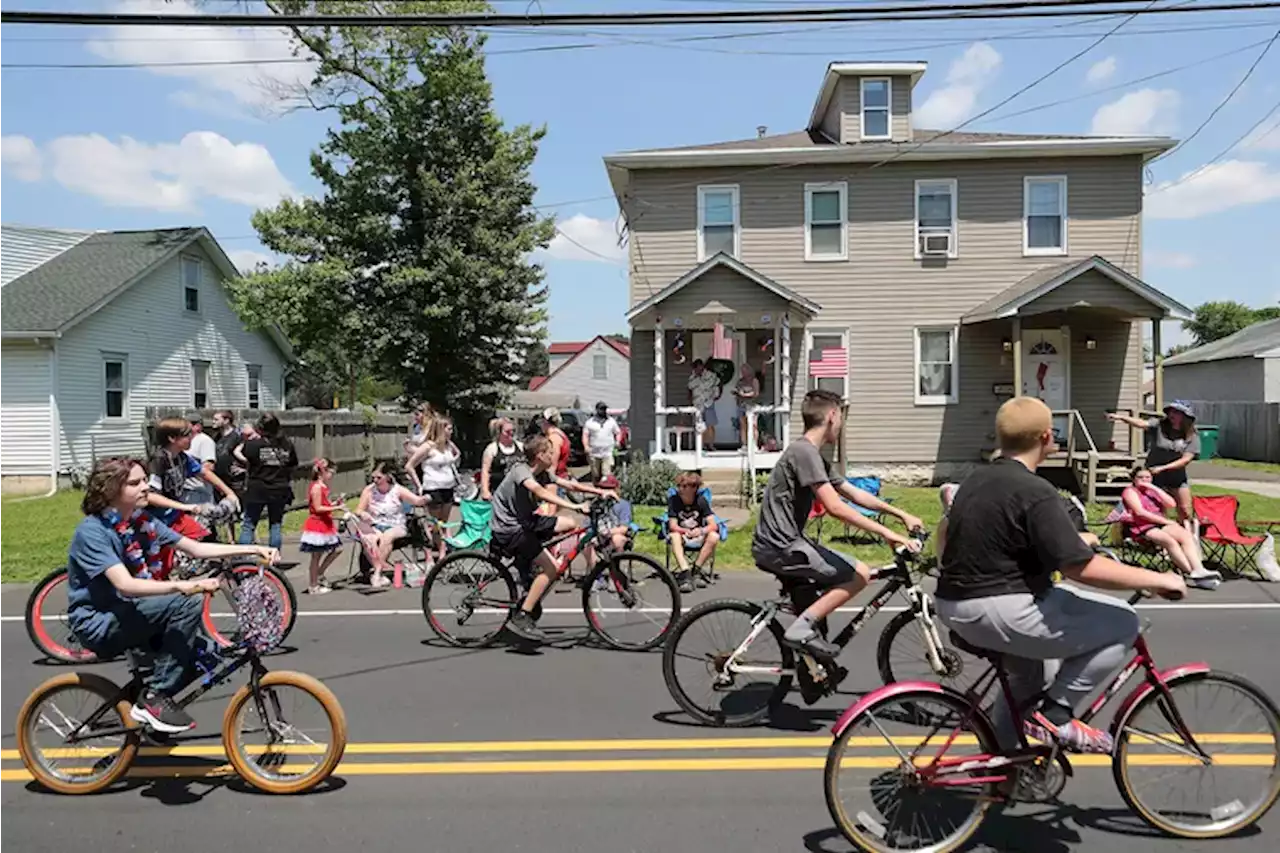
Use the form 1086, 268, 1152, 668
1147, 97, 1280, 194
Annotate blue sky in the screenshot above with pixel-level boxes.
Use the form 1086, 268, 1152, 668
3, 0, 1280, 348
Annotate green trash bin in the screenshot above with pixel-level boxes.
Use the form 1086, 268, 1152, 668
1197, 425, 1220, 460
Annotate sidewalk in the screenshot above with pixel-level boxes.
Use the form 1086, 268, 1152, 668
1196, 479, 1280, 499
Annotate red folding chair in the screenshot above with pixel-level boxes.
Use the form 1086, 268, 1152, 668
1193, 494, 1278, 579
806, 502, 827, 544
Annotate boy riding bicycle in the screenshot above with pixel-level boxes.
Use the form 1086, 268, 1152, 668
489, 434, 618, 643
146, 418, 240, 562
67, 457, 279, 734
752, 390, 924, 660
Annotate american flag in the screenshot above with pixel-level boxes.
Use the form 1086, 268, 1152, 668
809, 347, 847, 378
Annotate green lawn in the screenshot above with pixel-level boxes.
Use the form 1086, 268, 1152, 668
1204, 458, 1280, 477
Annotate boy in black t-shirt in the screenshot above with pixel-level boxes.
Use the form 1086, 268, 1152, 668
937, 397, 1185, 754
666, 472, 720, 593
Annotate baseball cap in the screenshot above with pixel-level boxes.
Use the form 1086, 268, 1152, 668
185, 411, 204, 424
597, 475, 620, 490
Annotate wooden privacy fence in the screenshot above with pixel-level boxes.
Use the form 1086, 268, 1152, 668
1179, 401, 1280, 463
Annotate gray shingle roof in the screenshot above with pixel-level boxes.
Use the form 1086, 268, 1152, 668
1, 227, 203, 333
621, 128, 1107, 155
1163, 317, 1280, 366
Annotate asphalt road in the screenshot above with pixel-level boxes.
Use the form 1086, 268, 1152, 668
3, 571, 1279, 853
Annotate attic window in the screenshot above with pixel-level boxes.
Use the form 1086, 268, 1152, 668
182, 256, 202, 312
860, 78, 891, 140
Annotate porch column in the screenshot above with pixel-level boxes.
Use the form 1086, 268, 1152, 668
654, 317, 665, 455
780, 312, 792, 445
1151, 318, 1164, 411
1012, 316, 1023, 398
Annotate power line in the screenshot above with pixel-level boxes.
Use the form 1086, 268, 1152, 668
1147, 97, 1280, 194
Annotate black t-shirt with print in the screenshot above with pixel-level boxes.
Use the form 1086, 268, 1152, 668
667, 493, 713, 535
242, 438, 298, 503
938, 458, 1095, 601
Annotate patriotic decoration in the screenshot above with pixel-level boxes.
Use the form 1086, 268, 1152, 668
809, 346, 847, 378
672, 330, 686, 364
760, 336, 776, 365
711, 322, 734, 360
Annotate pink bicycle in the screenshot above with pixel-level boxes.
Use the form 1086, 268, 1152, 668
825, 585, 1280, 852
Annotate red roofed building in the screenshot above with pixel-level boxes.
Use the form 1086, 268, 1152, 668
524, 336, 630, 411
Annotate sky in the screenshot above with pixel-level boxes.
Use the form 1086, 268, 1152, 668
3, 0, 1280, 349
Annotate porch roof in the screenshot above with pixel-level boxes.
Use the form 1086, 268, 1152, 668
624, 253, 822, 323
960, 255, 1193, 325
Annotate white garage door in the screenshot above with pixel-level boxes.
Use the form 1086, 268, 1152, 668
1, 346, 53, 475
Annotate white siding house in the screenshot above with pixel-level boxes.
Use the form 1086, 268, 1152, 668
1164, 318, 1280, 403
528, 337, 631, 411
1, 226, 291, 491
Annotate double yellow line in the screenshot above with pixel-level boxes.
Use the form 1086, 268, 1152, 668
2, 734, 1274, 782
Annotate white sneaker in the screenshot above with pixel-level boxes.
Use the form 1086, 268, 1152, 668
1188, 569, 1222, 590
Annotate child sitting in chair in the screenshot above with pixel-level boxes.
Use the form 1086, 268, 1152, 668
667, 472, 721, 593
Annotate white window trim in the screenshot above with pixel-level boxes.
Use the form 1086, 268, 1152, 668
103, 353, 128, 421
914, 178, 959, 260
860, 77, 893, 141
246, 364, 262, 409
181, 255, 203, 313
1023, 175, 1069, 257
592, 353, 608, 380
696, 184, 741, 261
804, 326, 850, 400
191, 359, 210, 409
804, 181, 848, 262
914, 326, 960, 406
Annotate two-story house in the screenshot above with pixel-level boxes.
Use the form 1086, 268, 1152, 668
528, 336, 632, 412
606, 60, 1192, 494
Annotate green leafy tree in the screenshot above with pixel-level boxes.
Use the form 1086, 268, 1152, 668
229, 1, 554, 415
1183, 301, 1278, 347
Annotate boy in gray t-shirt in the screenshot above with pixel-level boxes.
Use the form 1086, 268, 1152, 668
752, 390, 923, 660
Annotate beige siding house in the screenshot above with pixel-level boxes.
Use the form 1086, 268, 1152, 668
605, 60, 1192, 493
528, 336, 631, 411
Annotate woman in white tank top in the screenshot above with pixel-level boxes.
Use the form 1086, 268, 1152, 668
356, 463, 430, 588
405, 416, 461, 562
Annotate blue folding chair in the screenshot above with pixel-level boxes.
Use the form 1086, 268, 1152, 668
653, 485, 729, 586
810, 475, 895, 543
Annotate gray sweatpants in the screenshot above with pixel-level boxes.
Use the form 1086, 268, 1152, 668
936, 584, 1139, 746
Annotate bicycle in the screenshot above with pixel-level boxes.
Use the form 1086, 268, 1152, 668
24, 511, 299, 663
824, 585, 1280, 852
661, 531, 984, 727
421, 499, 681, 651
15, 562, 347, 795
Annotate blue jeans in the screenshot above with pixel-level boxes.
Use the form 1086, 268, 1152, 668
239, 499, 285, 549
84, 594, 206, 694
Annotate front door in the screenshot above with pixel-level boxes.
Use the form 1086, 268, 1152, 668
1022, 328, 1070, 442
692, 328, 747, 449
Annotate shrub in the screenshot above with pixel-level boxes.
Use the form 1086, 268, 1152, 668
622, 459, 682, 506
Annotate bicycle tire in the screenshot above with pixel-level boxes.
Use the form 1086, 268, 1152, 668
15, 672, 140, 795
582, 551, 681, 652
662, 598, 793, 727
1113, 670, 1280, 839
24, 567, 99, 664
421, 549, 516, 647
202, 563, 299, 649
876, 609, 985, 694
825, 687, 1000, 853
221, 670, 347, 795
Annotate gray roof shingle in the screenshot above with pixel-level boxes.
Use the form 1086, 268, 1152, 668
619, 128, 1111, 156
1, 227, 202, 333
1163, 317, 1280, 366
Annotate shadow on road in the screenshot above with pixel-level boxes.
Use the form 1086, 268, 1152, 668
24, 763, 347, 806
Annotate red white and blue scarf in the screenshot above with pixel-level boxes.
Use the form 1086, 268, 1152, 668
100, 508, 164, 580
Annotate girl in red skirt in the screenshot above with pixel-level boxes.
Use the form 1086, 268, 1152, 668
300, 458, 344, 594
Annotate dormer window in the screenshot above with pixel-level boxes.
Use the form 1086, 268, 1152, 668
860, 78, 891, 140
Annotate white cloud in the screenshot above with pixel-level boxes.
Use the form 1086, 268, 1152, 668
227, 249, 274, 273
85, 0, 314, 115
27, 131, 294, 212
1242, 112, 1280, 153
1086, 56, 1117, 85
2, 135, 43, 181
1146, 160, 1280, 219
540, 214, 625, 264
1091, 88, 1180, 136
1146, 249, 1197, 269
914, 43, 1002, 128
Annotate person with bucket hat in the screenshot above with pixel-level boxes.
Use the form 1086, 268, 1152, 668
1107, 400, 1201, 525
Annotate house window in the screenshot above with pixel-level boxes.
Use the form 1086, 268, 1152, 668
915, 179, 958, 258
103, 355, 127, 419
861, 78, 891, 140
182, 256, 202, 312
697, 185, 740, 260
247, 364, 262, 409
592, 354, 607, 380
1024, 176, 1068, 255
915, 327, 959, 405
806, 329, 849, 399
805, 182, 847, 261
192, 360, 210, 409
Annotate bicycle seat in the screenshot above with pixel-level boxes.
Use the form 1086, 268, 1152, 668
948, 630, 1003, 661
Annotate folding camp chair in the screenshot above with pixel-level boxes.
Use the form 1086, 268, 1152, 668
1092, 499, 1173, 572
807, 475, 896, 543
653, 485, 728, 586
1194, 494, 1279, 579
445, 499, 493, 552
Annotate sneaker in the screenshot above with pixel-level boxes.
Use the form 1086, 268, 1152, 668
507, 610, 547, 643
130, 689, 196, 734
1188, 569, 1223, 590
782, 629, 840, 660
1025, 710, 1114, 754
370, 573, 391, 589
307, 584, 332, 595
676, 570, 695, 594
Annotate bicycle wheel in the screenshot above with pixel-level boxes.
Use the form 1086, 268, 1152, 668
203, 564, 298, 649
583, 551, 680, 652
24, 567, 99, 664
826, 687, 999, 853
1113, 670, 1280, 839
876, 609, 987, 696
222, 670, 347, 795
422, 549, 517, 647
662, 599, 793, 727
15, 672, 140, 794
